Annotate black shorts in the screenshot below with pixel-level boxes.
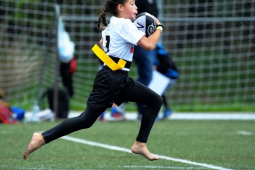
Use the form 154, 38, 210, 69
87, 66, 138, 112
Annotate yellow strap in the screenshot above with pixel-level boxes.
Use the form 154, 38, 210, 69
91, 44, 127, 71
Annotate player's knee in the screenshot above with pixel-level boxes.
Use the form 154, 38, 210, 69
151, 94, 163, 110
76, 116, 94, 129
83, 122, 94, 129
76, 113, 95, 129
156, 95, 163, 108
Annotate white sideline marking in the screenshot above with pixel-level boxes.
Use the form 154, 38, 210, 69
120, 165, 205, 169
61, 136, 233, 170
25, 111, 255, 120
68, 112, 255, 120
237, 131, 252, 135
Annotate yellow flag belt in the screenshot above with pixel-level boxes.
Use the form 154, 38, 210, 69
91, 44, 127, 71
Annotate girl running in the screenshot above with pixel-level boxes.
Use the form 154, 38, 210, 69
23, 0, 163, 161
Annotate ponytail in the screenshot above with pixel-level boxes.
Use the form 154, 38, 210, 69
97, 0, 126, 30
97, 11, 108, 30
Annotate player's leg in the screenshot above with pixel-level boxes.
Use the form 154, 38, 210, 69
127, 83, 162, 161
23, 105, 101, 159
133, 46, 156, 119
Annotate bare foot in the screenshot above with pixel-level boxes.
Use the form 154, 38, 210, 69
131, 141, 158, 161
23, 133, 46, 159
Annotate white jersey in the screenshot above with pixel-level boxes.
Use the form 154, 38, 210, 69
102, 16, 145, 62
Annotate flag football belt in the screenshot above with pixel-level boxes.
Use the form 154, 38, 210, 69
92, 44, 131, 71
109, 56, 131, 69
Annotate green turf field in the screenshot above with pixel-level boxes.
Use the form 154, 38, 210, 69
0, 119, 254, 170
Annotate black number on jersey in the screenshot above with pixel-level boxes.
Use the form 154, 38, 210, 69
106, 35, 110, 53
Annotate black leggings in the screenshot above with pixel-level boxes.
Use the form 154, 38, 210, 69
42, 82, 162, 143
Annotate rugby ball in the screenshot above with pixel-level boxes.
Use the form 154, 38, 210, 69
133, 12, 156, 37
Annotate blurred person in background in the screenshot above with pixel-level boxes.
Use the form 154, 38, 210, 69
58, 18, 76, 98
59, 56, 77, 98
154, 43, 179, 120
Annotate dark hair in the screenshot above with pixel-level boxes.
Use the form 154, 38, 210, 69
97, 0, 127, 30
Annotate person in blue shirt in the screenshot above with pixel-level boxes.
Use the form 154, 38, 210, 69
154, 43, 179, 120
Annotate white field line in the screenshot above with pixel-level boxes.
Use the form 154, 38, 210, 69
61, 136, 233, 170
120, 165, 206, 169
16, 168, 98, 170
25, 112, 255, 120
237, 131, 252, 135
68, 112, 255, 120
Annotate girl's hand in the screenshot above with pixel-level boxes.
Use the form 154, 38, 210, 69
152, 16, 161, 25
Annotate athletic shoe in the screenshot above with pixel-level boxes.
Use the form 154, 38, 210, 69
111, 112, 126, 121
156, 109, 173, 121
98, 116, 107, 122
162, 109, 173, 119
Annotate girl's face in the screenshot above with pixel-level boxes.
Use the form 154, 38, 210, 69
118, 0, 137, 21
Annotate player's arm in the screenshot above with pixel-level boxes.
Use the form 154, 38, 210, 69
137, 16, 162, 51
137, 31, 161, 51
99, 38, 103, 50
